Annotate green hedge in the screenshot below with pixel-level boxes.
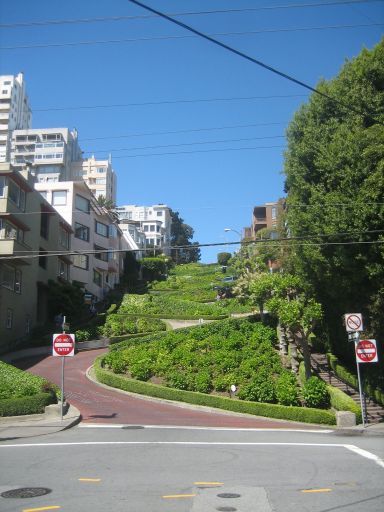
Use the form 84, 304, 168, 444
0, 392, 55, 417
94, 357, 336, 425
109, 332, 157, 344
113, 313, 228, 321
327, 386, 362, 424
327, 353, 384, 407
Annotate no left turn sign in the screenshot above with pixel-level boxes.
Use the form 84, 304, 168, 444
344, 313, 363, 332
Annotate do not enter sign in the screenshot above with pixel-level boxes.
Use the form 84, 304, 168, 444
53, 333, 75, 357
355, 339, 378, 364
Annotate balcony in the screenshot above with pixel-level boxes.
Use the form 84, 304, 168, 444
0, 238, 31, 264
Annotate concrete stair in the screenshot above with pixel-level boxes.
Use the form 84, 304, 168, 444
310, 353, 384, 424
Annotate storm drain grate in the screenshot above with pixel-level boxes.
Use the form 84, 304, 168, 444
1, 487, 52, 499
217, 493, 241, 499
122, 425, 145, 429
216, 507, 237, 511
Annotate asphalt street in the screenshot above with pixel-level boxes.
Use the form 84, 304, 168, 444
0, 427, 383, 512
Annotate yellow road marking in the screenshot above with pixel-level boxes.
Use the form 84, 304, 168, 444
78, 478, 101, 482
301, 488, 332, 493
194, 482, 223, 486
162, 494, 196, 499
22, 507, 61, 512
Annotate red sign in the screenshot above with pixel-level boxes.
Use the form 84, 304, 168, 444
355, 339, 378, 363
53, 333, 75, 357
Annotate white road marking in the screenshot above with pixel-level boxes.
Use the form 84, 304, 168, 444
78, 424, 333, 433
345, 444, 384, 469
0, 441, 382, 469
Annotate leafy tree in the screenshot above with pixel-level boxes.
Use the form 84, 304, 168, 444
169, 210, 201, 263
283, 39, 384, 366
47, 280, 87, 325
140, 257, 170, 282
217, 252, 232, 266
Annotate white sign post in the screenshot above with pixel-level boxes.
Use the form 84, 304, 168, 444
52, 318, 75, 420
344, 313, 366, 426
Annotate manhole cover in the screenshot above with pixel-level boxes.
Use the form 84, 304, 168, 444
216, 507, 237, 511
1, 488, 52, 499
217, 493, 241, 499
122, 425, 144, 430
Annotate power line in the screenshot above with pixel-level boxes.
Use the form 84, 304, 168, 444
128, 0, 382, 125
32, 94, 305, 113
2, 23, 382, 50
82, 134, 286, 155
2, 233, 383, 261
79, 121, 286, 142
0, 1, 380, 28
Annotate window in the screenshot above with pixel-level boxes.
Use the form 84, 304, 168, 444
93, 269, 102, 287
4, 81, 11, 85
150, 225, 155, 232
0, 219, 23, 242
8, 179, 20, 206
157, 211, 162, 217
75, 194, 90, 213
39, 248, 47, 269
15, 269, 21, 293
95, 221, 108, 237
6, 309, 13, 329
59, 227, 70, 249
96, 167, 105, 173
42, 133, 62, 141
109, 225, 117, 238
1, 264, 18, 291
156, 225, 160, 232
143, 225, 148, 232
58, 259, 69, 280
94, 245, 108, 262
0, 176, 5, 197
40, 207, 50, 239
52, 190, 67, 206
75, 222, 90, 241
73, 254, 89, 270
96, 178, 106, 185
271, 207, 277, 220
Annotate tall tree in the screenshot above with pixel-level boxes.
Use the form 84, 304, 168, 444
169, 210, 201, 263
283, 39, 384, 364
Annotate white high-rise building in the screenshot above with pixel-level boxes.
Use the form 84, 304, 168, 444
11, 127, 82, 182
0, 73, 32, 163
115, 204, 172, 255
71, 155, 117, 204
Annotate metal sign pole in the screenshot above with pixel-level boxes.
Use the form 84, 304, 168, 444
61, 356, 65, 421
354, 333, 366, 428
61, 315, 66, 421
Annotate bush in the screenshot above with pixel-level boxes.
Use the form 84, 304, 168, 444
276, 372, 300, 406
327, 386, 362, 423
303, 377, 330, 409
0, 392, 56, 417
238, 375, 277, 403
94, 357, 336, 425
0, 361, 52, 400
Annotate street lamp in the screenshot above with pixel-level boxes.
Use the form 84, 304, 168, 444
224, 228, 242, 239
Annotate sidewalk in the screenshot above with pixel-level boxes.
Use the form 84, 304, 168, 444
0, 404, 81, 441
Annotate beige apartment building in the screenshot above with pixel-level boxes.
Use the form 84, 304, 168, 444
0, 163, 72, 353
71, 155, 117, 204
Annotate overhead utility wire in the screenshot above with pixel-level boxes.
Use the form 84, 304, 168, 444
8, 229, 384, 251
127, 0, 382, 125
33, 94, 305, 113
2, 23, 382, 50
79, 121, 286, 142
2, 237, 384, 261
83, 135, 286, 155
0, 1, 380, 28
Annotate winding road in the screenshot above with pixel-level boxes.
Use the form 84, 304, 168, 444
15, 348, 320, 429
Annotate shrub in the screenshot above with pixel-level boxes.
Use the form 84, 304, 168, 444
238, 375, 277, 404
303, 377, 330, 409
0, 361, 52, 400
193, 371, 213, 394
276, 372, 300, 406
0, 392, 56, 417
327, 385, 362, 423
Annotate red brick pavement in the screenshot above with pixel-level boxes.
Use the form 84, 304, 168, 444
14, 349, 322, 429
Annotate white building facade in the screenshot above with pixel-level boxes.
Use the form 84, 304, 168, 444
115, 204, 172, 256
0, 73, 32, 163
35, 181, 127, 301
71, 155, 117, 204
11, 127, 82, 182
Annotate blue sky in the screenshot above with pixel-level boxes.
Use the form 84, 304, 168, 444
0, 0, 382, 262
